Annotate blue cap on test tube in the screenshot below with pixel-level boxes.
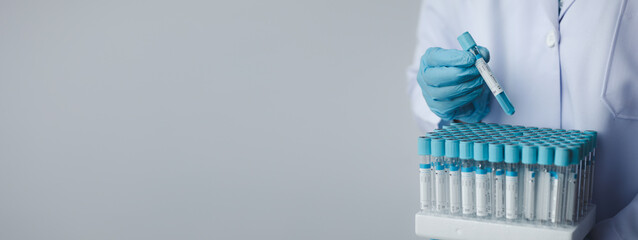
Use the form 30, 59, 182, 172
522, 145, 538, 164
567, 145, 581, 165
488, 143, 504, 163
554, 146, 571, 167
459, 140, 473, 160
445, 139, 460, 158
474, 141, 489, 161
431, 138, 445, 157
418, 136, 431, 156
538, 145, 554, 165
504, 144, 521, 164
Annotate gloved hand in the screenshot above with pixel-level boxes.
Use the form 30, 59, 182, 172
416, 46, 491, 123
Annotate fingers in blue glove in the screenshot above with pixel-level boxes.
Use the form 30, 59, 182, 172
424, 82, 484, 116
422, 47, 476, 67
429, 85, 490, 122
476, 46, 490, 62
455, 85, 491, 123
422, 46, 489, 67
424, 76, 484, 101
416, 46, 492, 122
422, 66, 480, 87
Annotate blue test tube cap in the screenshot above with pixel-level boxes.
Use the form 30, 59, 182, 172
431, 138, 445, 157
554, 146, 571, 167
584, 130, 598, 149
457, 31, 477, 51
418, 136, 431, 156
474, 141, 489, 161
445, 139, 460, 158
538, 145, 555, 165
522, 145, 538, 164
459, 140, 473, 160
567, 145, 581, 165
504, 144, 521, 164
570, 139, 589, 156
488, 143, 504, 163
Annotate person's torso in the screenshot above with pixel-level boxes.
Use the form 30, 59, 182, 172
433, 0, 638, 221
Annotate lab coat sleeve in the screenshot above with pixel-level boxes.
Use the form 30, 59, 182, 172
590, 193, 638, 239
406, 0, 464, 133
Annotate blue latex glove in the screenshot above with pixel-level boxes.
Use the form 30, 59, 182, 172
417, 46, 491, 123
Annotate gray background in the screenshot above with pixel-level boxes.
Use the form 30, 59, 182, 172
0, 0, 421, 239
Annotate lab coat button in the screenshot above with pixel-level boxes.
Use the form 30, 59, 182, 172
546, 31, 556, 48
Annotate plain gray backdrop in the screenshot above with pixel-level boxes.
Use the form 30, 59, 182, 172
0, 0, 422, 239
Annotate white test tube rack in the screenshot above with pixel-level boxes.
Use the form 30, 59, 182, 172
415, 205, 596, 240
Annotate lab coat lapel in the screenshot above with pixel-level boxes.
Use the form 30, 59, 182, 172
540, 0, 559, 28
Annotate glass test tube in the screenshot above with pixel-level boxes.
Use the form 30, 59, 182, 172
584, 131, 597, 212
431, 138, 448, 213
574, 138, 589, 217
446, 139, 461, 215
474, 141, 491, 218
457, 32, 515, 115
489, 143, 505, 220
418, 136, 432, 211
536, 145, 554, 224
550, 146, 570, 226
584, 136, 593, 214
571, 138, 587, 219
521, 145, 538, 222
460, 140, 475, 217
564, 145, 581, 225
504, 144, 521, 221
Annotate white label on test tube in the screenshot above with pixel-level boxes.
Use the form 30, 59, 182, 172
449, 170, 461, 214
419, 168, 432, 210
550, 172, 564, 223
435, 169, 447, 212
536, 171, 551, 221
475, 58, 504, 96
565, 173, 577, 222
506, 172, 519, 219
476, 173, 489, 216
462, 171, 475, 215
523, 169, 536, 220
494, 171, 505, 218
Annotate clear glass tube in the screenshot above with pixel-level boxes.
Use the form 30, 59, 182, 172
419, 155, 433, 212
430, 159, 436, 211
505, 162, 521, 221
584, 131, 597, 212
582, 149, 591, 216
583, 153, 590, 212
564, 164, 578, 225
522, 163, 537, 221
491, 162, 505, 219
475, 160, 491, 218
577, 144, 587, 219
549, 165, 567, 226
433, 155, 448, 214
461, 158, 475, 217
448, 156, 462, 215
536, 164, 551, 224
458, 32, 515, 115
585, 149, 594, 211
588, 146, 596, 210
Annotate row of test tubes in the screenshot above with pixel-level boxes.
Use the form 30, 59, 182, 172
417, 122, 597, 227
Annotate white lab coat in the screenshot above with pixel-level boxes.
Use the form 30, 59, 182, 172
407, 0, 638, 239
